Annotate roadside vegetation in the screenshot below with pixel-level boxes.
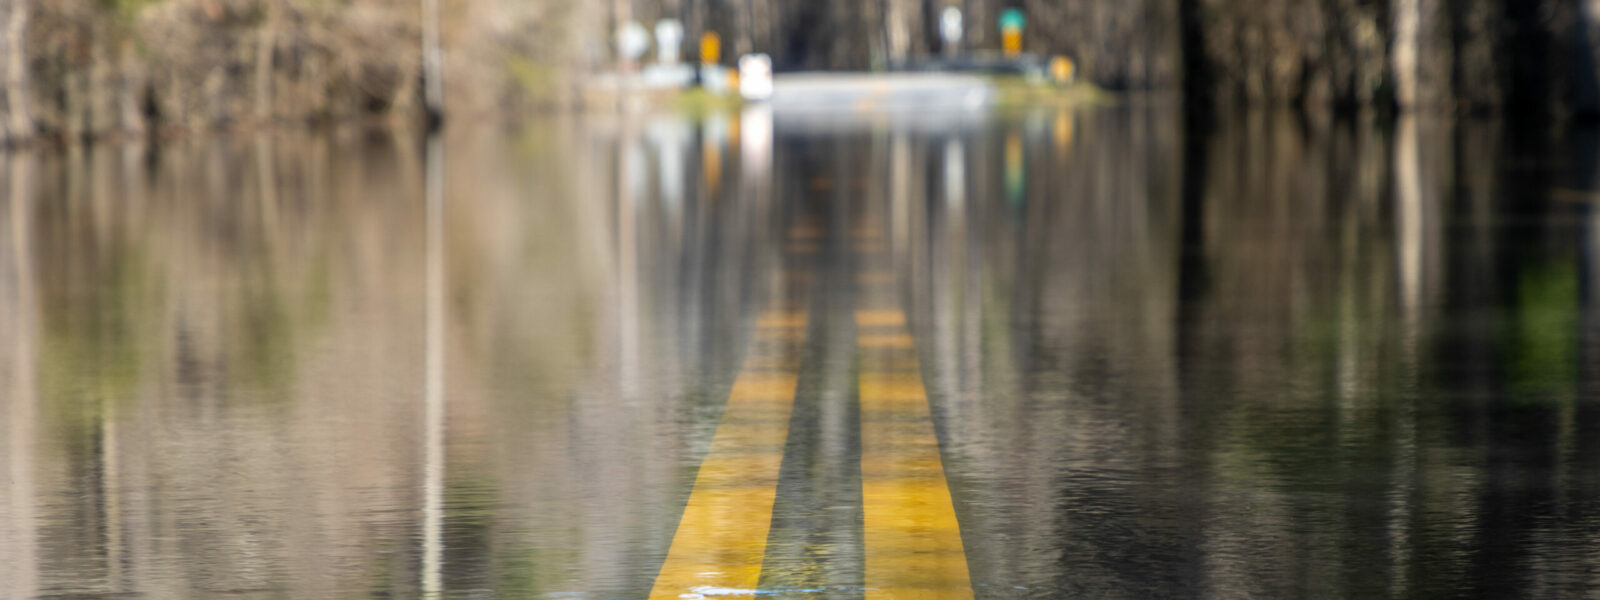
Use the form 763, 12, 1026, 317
0, 0, 584, 145
2, 0, 1599, 146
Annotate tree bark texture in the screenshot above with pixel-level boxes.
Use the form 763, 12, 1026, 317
4, 0, 33, 142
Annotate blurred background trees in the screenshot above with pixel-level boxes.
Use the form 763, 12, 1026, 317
0, 0, 587, 145
2, 0, 1600, 145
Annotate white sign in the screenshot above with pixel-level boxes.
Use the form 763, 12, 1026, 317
655, 19, 684, 64
617, 21, 650, 62
738, 54, 773, 101
940, 7, 963, 46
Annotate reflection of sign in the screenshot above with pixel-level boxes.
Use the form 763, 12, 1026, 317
617, 21, 650, 61
702, 113, 727, 196
940, 7, 963, 45
655, 20, 684, 64
740, 104, 773, 185
943, 139, 965, 209
1053, 109, 1074, 151
1004, 132, 1024, 208
999, 8, 1024, 57
700, 31, 721, 64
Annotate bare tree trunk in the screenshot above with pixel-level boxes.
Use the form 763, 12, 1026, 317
2, 150, 39, 600
1578, 0, 1600, 114
752, 0, 772, 55
388, 61, 418, 118
0, 0, 10, 144
1393, 0, 1420, 109
4, 0, 33, 142
860, 0, 883, 69
118, 39, 145, 137
65, 68, 88, 142
733, 0, 749, 57
421, 0, 444, 124
204, 66, 225, 130
885, 0, 910, 65
90, 42, 115, 139
255, 2, 278, 124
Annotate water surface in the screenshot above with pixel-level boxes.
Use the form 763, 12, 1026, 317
3, 106, 1600, 599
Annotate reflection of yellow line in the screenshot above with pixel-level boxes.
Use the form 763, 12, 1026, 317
860, 333, 915, 349
857, 310, 972, 600
757, 311, 809, 329
855, 310, 906, 327
648, 311, 804, 599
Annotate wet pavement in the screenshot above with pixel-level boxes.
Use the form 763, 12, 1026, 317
4, 104, 1600, 599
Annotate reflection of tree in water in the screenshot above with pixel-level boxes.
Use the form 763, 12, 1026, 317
437, 114, 784, 598
4, 109, 1600, 598
12, 132, 440, 597
911, 109, 1600, 598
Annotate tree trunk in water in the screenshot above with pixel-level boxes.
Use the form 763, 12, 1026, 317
4, 0, 32, 142
255, 2, 278, 124
752, 0, 773, 57
64, 68, 87, 142
1581, 0, 1600, 115
1411, 0, 1452, 110
1452, 0, 1504, 112
733, 0, 750, 58
421, 0, 444, 124
204, 66, 225, 130
1179, 0, 1211, 112
90, 43, 115, 139
885, 0, 909, 65
118, 40, 145, 137
1392, 0, 1421, 109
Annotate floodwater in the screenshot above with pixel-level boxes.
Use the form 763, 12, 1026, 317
2, 103, 1600, 599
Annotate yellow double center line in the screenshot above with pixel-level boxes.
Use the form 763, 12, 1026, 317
648, 310, 806, 598
649, 304, 972, 598
857, 309, 972, 599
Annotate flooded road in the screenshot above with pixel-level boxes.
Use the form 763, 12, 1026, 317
3, 104, 1600, 599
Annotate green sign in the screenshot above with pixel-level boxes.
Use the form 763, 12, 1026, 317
999, 8, 1025, 31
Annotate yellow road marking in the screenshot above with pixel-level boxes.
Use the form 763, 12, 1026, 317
854, 310, 907, 327
649, 310, 805, 599
857, 309, 973, 600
